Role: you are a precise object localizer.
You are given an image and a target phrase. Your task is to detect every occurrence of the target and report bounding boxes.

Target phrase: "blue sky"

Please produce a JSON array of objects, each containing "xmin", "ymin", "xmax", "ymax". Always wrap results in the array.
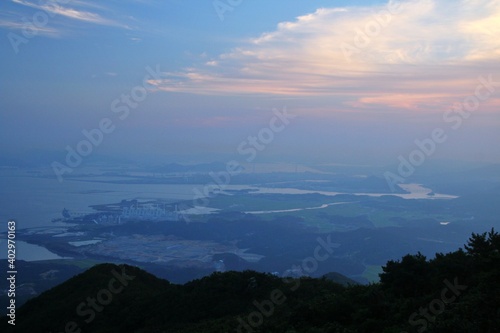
[{"xmin": 1, "ymin": 0, "xmax": 499, "ymax": 167}]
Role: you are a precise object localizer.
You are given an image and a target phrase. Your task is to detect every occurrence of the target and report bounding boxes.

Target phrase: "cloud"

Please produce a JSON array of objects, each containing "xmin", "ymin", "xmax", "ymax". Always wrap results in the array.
[
  {"xmin": 150, "ymin": 0, "xmax": 500, "ymax": 113},
  {"xmin": 0, "ymin": 18, "xmax": 61, "ymax": 37},
  {"xmin": 11, "ymin": 0, "xmax": 130, "ymax": 29}
]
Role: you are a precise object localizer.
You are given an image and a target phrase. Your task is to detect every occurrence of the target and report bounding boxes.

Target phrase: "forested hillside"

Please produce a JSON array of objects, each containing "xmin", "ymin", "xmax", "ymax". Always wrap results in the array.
[{"xmin": 2, "ymin": 230, "xmax": 499, "ymax": 333}]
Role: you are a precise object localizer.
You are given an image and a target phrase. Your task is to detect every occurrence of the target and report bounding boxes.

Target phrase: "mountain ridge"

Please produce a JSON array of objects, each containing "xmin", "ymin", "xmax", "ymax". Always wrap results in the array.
[{"xmin": 2, "ymin": 229, "xmax": 499, "ymax": 332}]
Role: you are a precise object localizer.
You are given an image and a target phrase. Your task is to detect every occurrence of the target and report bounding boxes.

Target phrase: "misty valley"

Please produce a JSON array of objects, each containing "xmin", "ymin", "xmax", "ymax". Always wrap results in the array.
[{"xmin": 1, "ymin": 161, "xmax": 499, "ymax": 310}]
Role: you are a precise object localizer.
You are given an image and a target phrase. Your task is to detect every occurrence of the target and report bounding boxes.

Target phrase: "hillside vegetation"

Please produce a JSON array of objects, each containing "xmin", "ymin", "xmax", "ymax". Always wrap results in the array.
[{"xmin": 2, "ymin": 229, "xmax": 499, "ymax": 333}]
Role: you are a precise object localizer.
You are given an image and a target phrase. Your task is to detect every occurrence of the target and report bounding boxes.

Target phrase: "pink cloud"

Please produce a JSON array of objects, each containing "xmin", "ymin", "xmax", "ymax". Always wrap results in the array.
[{"xmin": 149, "ymin": 0, "xmax": 500, "ymax": 114}]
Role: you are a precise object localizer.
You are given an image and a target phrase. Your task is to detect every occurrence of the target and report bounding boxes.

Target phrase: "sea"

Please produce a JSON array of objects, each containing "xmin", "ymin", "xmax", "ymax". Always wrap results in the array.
[{"xmin": 0, "ymin": 172, "xmax": 456, "ymax": 261}]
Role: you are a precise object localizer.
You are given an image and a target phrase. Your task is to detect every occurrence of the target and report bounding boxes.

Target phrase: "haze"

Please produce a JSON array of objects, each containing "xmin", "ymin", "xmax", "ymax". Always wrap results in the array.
[{"xmin": 1, "ymin": 0, "xmax": 499, "ymax": 169}]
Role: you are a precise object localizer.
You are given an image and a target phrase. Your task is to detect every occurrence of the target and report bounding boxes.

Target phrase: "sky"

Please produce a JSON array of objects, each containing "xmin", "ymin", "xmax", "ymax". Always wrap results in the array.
[{"xmin": 1, "ymin": 0, "xmax": 499, "ymax": 168}]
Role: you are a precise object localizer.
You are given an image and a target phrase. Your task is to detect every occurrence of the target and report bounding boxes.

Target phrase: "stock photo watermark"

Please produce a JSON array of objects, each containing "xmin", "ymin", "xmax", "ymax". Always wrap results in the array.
[
  {"xmin": 7, "ymin": 0, "xmax": 72, "ymax": 54},
  {"xmin": 404, "ymin": 277, "xmax": 467, "ymax": 333},
  {"xmin": 51, "ymin": 65, "xmax": 164, "ymax": 182},
  {"xmin": 213, "ymin": 0, "xmax": 243, "ymax": 21},
  {"xmin": 234, "ymin": 234, "xmax": 338, "ymax": 332},
  {"xmin": 340, "ymin": 0, "xmax": 404, "ymax": 63},
  {"xmin": 190, "ymin": 106, "xmax": 296, "ymax": 211},
  {"xmin": 5, "ymin": 220, "xmax": 17, "ymax": 326},
  {"xmin": 385, "ymin": 74, "xmax": 500, "ymax": 192},
  {"xmin": 50, "ymin": 266, "xmax": 135, "ymax": 333}
]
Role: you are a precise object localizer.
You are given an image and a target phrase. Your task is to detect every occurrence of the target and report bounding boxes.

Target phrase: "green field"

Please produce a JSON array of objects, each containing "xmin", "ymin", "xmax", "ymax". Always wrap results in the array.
[
  {"xmin": 201, "ymin": 192, "xmax": 457, "ymax": 231},
  {"xmin": 361, "ymin": 265, "xmax": 384, "ymax": 283}
]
